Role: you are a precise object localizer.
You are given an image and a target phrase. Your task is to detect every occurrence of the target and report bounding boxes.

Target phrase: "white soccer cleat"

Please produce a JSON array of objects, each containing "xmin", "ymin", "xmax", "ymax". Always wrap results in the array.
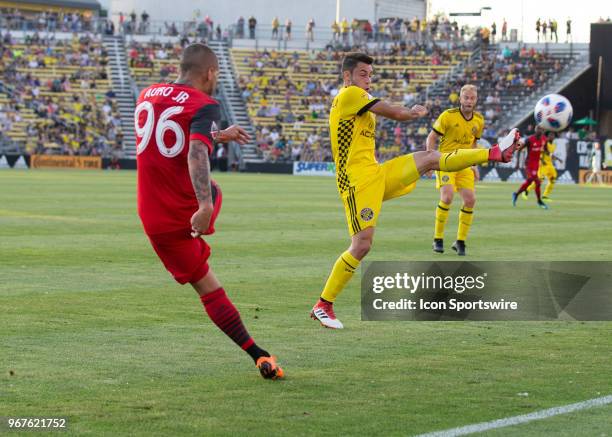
[
  {"xmin": 310, "ymin": 300, "xmax": 344, "ymax": 329},
  {"xmin": 499, "ymin": 128, "xmax": 520, "ymax": 153},
  {"xmin": 489, "ymin": 128, "xmax": 521, "ymax": 163}
]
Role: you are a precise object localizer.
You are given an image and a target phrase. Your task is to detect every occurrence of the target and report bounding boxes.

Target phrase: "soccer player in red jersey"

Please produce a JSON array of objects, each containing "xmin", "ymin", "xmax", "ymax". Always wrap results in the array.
[
  {"xmin": 135, "ymin": 43, "xmax": 283, "ymax": 379},
  {"xmin": 512, "ymin": 126, "xmax": 549, "ymax": 209}
]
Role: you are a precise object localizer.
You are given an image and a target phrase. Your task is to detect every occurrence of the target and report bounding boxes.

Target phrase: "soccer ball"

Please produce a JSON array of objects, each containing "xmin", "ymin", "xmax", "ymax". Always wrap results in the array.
[{"xmin": 534, "ymin": 94, "xmax": 573, "ymax": 132}]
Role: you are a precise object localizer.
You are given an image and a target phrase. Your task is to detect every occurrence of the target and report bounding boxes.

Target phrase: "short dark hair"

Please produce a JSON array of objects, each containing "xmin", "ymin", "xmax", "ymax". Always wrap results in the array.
[
  {"xmin": 341, "ymin": 52, "xmax": 374, "ymax": 73},
  {"xmin": 180, "ymin": 43, "xmax": 218, "ymax": 74}
]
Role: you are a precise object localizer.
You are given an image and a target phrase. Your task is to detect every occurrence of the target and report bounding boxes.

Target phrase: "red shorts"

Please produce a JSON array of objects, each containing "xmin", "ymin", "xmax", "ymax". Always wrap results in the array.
[
  {"xmin": 147, "ymin": 229, "xmax": 211, "ymax": 284},
  {"xmin": 526, "ymin": 167, "xmax": 539, "ymax": 179}
]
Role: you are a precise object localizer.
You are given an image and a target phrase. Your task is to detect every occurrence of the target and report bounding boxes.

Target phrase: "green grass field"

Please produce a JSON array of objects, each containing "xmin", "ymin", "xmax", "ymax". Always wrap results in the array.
[{"xmin": 1, "ymin": 169, "xmax": 611, "ymax": 436}]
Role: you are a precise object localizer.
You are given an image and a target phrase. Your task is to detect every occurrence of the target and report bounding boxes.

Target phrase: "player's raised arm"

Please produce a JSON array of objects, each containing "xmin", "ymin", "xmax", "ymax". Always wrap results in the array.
[
  {"xmin": 338, "ymin": 53, "xmax": 428, "ymax": 122},
  {"xmin": 215, "ymin": 124, "xmax": 251, "ymax": 145},
  {"xmin": 426, "ymin": 129, "xmax": 441, "ymax": 151},
  {"xmin": 188, "ymin": 139, "xmax": 213, "ymax": 237},
  {"xmin": 369, "ymin": 100, "xmax": 428, "ymax": 122},
  {"xmin": 427, "ymin": 109, "xmax": 447, "ymax": 151}
]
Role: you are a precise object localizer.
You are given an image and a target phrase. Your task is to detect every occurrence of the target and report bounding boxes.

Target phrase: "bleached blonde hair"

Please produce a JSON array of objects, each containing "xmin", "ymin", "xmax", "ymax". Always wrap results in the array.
[{"xmin": 460, "ymin": 84, "xmax": 478, "ymax": 95}]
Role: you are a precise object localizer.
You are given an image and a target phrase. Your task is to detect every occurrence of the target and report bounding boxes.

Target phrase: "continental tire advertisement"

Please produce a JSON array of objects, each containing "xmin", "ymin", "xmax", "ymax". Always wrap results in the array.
[{"xmin": 30, "ymin": 155, "xmax": 102, "ymax": 169}]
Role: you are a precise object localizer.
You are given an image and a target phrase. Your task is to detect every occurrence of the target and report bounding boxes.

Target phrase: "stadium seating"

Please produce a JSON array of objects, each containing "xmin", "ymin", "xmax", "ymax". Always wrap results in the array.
[
  {"xmin": 0, "ymin": 33, "xmax": 121, "ymax": 155},
  {"xmin": 231, "ymin": 43, "xmax": 580, "ymax": 163},
  {"xmin": 428, "ymin": 46, "xmax": 577, "ymax": 134},
  {"xmin": 0, "ymin": 20, "xmax": 580, "ymax": 163},
  {"xmin": 126, "ymin": 39, "xmax": 181, "ymax": 89},
  {"xmin": 376, "ymin": 47, "xmax": 578, "ymax": 157},
  {"xmin": 231, "ymin": 46, "xmax": 471, "ymax": 162}
]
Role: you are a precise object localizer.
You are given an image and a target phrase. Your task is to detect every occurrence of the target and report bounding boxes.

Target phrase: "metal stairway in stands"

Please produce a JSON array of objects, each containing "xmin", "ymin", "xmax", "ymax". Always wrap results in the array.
[
  {"xmin": 103, "ymin": 35, "xmax": 137, "ymax": 158},
  {"xmin": 208, "ymin": 40, "xmax": 259, "ymax": 164},
  {"xmin": 501, "ymin": 47, "xmax": 591, "ymax": 129}
]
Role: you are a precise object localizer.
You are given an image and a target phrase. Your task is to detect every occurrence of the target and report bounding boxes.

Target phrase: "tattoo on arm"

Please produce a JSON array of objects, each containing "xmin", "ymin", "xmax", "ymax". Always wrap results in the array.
[{"xmin": 188, "ymin": 140, "xmax": 212, "ymax": 206}]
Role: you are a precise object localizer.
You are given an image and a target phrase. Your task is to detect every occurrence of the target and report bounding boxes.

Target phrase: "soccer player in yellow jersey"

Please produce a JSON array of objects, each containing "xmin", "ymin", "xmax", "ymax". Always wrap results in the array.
[
  {"xmin": 428, "ymin": 85, "xmax": 483, "ymax": 256},
  {"xmin": 525, "ymin": 132, "xmax": 562, "ymax": 201},
  {"xmin": 310, "ymin": 53, "xmax": 521, "ymax": 329}
]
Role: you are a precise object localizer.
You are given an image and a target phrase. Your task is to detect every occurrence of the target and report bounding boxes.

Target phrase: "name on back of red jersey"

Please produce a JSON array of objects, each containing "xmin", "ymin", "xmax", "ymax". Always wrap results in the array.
[{"xmin": 143, "ymin": 86, "xmax": 190, "ymax": 104}]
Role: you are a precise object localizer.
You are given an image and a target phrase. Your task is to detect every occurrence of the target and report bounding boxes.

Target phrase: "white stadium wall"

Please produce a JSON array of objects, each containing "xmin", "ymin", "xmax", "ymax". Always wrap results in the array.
[
  {"xmin": 375, "ymin": 0, "xmax": 426, "ymax": 21},
  {"xmin": 108, "ymin": 0, "xmax": 426, "ymax": 28}
]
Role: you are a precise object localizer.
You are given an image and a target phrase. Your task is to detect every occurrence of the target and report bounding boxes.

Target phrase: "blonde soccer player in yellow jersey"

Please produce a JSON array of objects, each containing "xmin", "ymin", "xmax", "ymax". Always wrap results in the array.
[
  {"xmin": 310, "ymin": 53, "xmax": 522, "ymax": 329},
  {"xmin": 428, "ymin": 85, "xmax": 484, "ymax": 256},
  {"xmin": 525, "ymin": 132, "xmax": 563, "ymax": 201}
]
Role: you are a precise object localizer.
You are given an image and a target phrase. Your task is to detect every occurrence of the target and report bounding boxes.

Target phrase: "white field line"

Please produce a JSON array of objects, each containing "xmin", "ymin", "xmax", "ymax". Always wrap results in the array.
[{"xmin": 415, "ymin": 394, "xmax": 612, "ymax": 437}]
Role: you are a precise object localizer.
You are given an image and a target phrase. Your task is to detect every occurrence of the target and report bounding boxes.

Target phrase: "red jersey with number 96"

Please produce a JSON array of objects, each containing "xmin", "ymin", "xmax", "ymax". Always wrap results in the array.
[{"xmin": 135, "ymin": 83, "xmax": 220, "ymax": 235}]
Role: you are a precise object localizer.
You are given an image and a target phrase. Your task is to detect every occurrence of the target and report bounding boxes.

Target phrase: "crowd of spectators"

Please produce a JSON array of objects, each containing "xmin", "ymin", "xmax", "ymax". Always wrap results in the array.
[
  {"xmin": 236, "ymin": 41, "xmax": 577, "ymax": 163},
  {"xmin": 0, "ymin": 31, "xmax": 123, "ymax": 156},
  {"xmin": 0, "ymin": 8, "xmax": 587, "ymax": 162},
  {"xmin": 435, "ymin": 46, "xmax": 566, "ymax": 129},
  {"xmin": 128, "ymin": 39, "xmax": 181, "ymax": 71},
  {"xmin": 378, "ymin": 46, "xmax": 574, "ymax": 159},
  {"xmin": 114, "ymin": 10, "xmax": 225, "ymax": 41},
  {"xmin": 330, "ymin": 15, "xmax": 470, "ymax": 45},
  {"xmin": 125, "ymin": 39, "xmax": 191, "ymax": 89},
  {"xmin": 232, "ymin": 13, "xmax": 473, "ymax": 45},
  {"xmin": 0, "ymin": 8, "xmax": 97, "ymax": 33},
  {"xmin": 234, "ymin": 41, "xmax": 471, "ymax": 162}
]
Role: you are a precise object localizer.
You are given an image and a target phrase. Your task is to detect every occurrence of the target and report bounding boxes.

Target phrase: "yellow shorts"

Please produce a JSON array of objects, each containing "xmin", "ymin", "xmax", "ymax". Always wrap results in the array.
[
  {"xmin": 435, "ymin": 167, "xmax": 475, "ymax": 192},
  {"xmin": 342, "ymin": 154, "xmax": 419, "ymax": 236},
  {"xmin": 539, "ymin": 164, "xmax": 557, "ymax": 180}
]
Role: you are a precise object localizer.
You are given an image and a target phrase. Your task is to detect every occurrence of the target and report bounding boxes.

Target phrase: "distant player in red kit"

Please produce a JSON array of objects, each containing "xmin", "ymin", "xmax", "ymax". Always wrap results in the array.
[
  {"xmin": 512, "ymin": 126, "xmax": 549, "ymax": 209},
  {"xmin": 135, "ymin": 43, "xmax": 284, "ymax": 379}
]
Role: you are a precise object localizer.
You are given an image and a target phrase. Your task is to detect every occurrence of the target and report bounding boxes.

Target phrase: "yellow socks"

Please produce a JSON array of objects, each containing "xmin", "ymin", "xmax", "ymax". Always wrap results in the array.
[
  {"xmin": 434, "ymin": 201, "xmax": 450, "ymax": 239},
  {"xmin": 543, "ymin": 178, "xmax": 555, "ymax": 197},
  {"xmin": 439, "ymin": 149, "xmax": 489, "ymax": 172},
  {"xmin": 321, "ymin": 250, "xmax": 360, "ymax": 302},
  {"xmin": 457, "ymin": 206, "xmax": 474, "ymax": 241},
  {"xmin": 529, "ymin": 178, "xmax": 554, "ymax": 196}
]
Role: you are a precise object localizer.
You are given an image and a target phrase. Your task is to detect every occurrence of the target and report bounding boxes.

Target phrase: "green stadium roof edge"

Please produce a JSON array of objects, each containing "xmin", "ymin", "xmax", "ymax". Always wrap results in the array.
[{"xmin": 2, "ymin": 0, "xmax": 101, "ymax": 11}]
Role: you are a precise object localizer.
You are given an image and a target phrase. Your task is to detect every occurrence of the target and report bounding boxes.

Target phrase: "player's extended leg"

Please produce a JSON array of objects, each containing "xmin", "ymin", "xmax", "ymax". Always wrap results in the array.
[
  {"xmin": 524, "ymin": 180, "xmax": 534, "ymax": 199},
  {"xmin": 313, "ymin": 227, "xmax": 374, "ymax": 329},
  {"xmin": 533, "ymin": 178, "xmax": 548, "ymax": 209},
  {"xmin": 514, "ymin": 172, "xmax": 535, "ymax": 206},
  {"xmin": 454, "ymin": 187, "xmax": 475, "ymax": 256},
  {"xmin": 522, "ymin": 186, "xmax": 531, "ymax": 200},
  {"xmin": 543, "ymin": 168, "xmax": 557, "ymax": 199},
  {"xmin": 312, "ymin": 180, "xmax": 384, "ymax": 329},
  {"xmin": 525, "ymin": 168, "xmax": 541, "ymax": 198},
  {"xmin": 193, "ymin": 270, "xmax": 284, "ymax": 379},
  {"xmin": 433, "ymin": 182, "xmax": 453, "ymax": 253},
  {"xmin": 412, "ymin": 128, "xmax": 521, "ymax": 175},
  {"xmin": 542, "ymin": 176, "xmax": 552, "ymax": 198}
]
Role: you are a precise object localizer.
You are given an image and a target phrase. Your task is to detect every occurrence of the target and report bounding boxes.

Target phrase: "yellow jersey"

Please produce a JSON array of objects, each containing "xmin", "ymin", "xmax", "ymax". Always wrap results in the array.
[
  {"xmin": 330, "ymin": 85, "xmax": 380, "ymax": 194},
  {"xmin": 432, "ymin": 108, "xmax": 484, "ymax": 153},
  {"xmin": 541, "ymin": 142, "xmax": 556, "ymax": 166}
]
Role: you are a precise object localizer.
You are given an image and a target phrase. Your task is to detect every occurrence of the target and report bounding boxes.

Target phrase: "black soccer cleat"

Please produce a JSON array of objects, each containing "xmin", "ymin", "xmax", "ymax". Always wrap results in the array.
[
  {"xmin": 432, "ymin": 238, "xmax": 444, "ymax": 253},
  {"xmin": 451, "ymin": 240, "xmax": 466, "ymax": 256}
]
